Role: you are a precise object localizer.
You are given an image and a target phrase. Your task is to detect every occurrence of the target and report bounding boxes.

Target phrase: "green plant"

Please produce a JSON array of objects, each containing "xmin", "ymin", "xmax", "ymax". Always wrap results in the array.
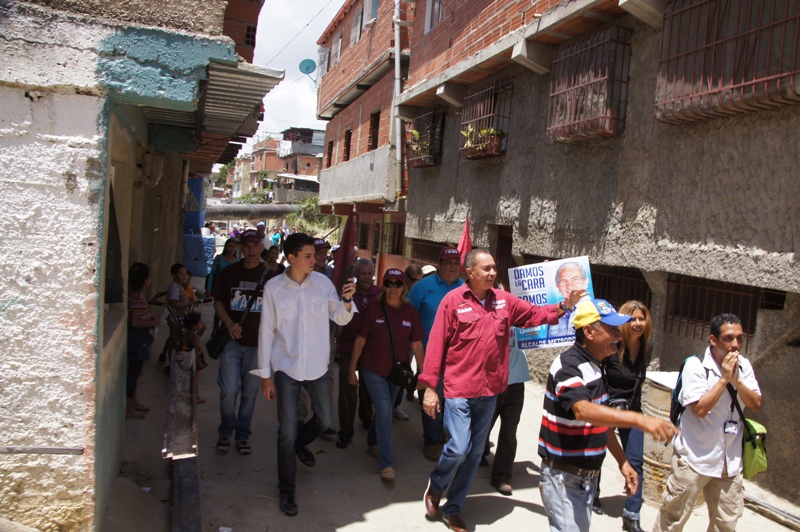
[
  {"xmin": 286, "ymin": 196, "xmax": 338, "ymax": 235},
  {"xmin": 460, "ymin": 124, "xmax": 475, "ymax": 148},
  {"xmin": 409, "ymin": 129, "xmax": 431, "ymax": 154},
  {"xmin": 479, "ymin": 127, "xmax": 507, "ymax": 138}
]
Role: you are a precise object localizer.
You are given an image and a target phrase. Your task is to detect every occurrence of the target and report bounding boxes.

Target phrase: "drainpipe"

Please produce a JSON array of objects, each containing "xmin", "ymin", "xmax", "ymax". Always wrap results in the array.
[{"xmin": 392, "ymin": 0, "xmax": 404, "ymax": 202}]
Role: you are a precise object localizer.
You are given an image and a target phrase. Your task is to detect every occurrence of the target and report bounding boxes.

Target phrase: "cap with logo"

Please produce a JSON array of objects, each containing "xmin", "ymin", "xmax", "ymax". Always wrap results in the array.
[
  {"xmin": 572, "ymin": 299, "xmax": 632, "ymax": 329},
  {"xmin": 439, "ymin": 247, "xmax": 461, "ymax": 261},
  {"xmin": 240, "ymin": 229, "xmax": 261, "ymax": 243},
  {"xmin": 314, "ymin": 238, "xmax": 331, "ymax": 251}
]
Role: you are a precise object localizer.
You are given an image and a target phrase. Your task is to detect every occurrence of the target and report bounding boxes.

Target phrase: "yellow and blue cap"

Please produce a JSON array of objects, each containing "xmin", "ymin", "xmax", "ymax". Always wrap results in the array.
[{"xmin": 572, "ymin": 299, "xmax": 631, "ymax": 329}]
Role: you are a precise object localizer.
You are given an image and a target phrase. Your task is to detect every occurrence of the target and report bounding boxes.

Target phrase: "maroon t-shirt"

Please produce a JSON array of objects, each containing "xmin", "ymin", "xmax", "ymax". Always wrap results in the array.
[
  {"xmin": 358, "ymin": 301, "xmax": 424, "ymax": 377},
  {"xmin": 338, "ymin": 285, "xmax": 382, "ymax": 354},
  {"xmin": 211, "ymin": 261, "xmax": 273, "ymax": 347}
]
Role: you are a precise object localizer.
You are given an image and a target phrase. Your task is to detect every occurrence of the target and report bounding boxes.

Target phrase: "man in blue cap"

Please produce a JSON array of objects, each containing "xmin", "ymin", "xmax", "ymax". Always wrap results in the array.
[{"xmin": 538, "ymin": 299, "xmax": 679, "ymax": 532}]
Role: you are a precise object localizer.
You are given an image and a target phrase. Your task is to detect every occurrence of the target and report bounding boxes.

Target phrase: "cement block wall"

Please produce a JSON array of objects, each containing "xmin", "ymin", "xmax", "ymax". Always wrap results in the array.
[
  {"xmin": 405, "ymin": 22, "xmax": 800, "ymax": 500},
  {"xmin": 319, "ymin": 144, "xmax": 397, "ymax": 204}
]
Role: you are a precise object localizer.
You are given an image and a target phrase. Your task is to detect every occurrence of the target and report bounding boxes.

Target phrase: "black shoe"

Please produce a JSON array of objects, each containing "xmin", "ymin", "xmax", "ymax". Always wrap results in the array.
[
  {"xmin": 321, "ymin": 428, "xmax": 336, "ymax": 439},
  {"xmin": 623, "ymin": 516, "xmax": 643, "ymax": 532},
  {"xmin": 279, "ymin": 490, "xmax": 297, "ymax": 517},
  {"xmin": 335, "ymin": 436, "xmax": 351, "ymax": 449},
  {"xmin": 216, "ymin": 436, "xmax": 231, "ymax": 452},
  {"xmin": 591, "ymin": 498, "xmax": 605, "ymax": 516},
  {"xmin": 296, "ymin": 446, "xmax": 316, "ymax": 467}
]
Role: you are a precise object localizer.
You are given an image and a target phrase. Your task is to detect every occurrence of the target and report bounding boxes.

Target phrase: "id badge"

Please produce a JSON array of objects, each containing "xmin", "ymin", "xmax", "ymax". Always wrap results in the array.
[{"xmin": 724, "ymin": 420, "xmax": 738, "ymax": 434}]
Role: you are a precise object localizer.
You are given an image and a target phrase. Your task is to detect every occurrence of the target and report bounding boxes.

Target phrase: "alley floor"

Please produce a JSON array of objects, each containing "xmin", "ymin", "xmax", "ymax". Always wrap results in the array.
[{"xmin": 108, "ymin": 277, "xmax": 794, "ymax": 532}]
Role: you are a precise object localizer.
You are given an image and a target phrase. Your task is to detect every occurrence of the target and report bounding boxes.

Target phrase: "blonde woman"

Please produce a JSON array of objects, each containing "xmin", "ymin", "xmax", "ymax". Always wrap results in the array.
[{"xmin": 595, "ymin": 300, "xmax": 652, "ymax": 532}]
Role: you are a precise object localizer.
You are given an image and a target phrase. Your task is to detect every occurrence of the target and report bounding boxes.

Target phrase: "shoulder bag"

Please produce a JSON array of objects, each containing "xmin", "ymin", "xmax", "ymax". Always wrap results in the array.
[
  {"xmin": 381, "ymin": 302, "xmax": 417, "ymax": 392},
  {"xmin": 206, "ymin": 267, "xmax": 271, "ymax": 360},
  {"xmin": 726, "ymin": 383, "xmax": 767, "ymax": 479}
]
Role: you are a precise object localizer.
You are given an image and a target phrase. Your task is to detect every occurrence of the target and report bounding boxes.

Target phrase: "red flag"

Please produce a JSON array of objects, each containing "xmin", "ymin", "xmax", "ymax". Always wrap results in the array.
[
  {"xmin": 457, "ymin": 215, "xmax": 471, "ymax": 270},
  {"xmin": 332, "ymin": 208, "xmax": 356, "ymax": 293}
]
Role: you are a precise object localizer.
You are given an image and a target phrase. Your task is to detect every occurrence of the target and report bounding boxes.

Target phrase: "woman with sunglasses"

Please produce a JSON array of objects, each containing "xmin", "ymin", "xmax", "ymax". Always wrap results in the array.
[
  {"xmin": 593, "ymin": 300, "xmax": 652, "ymax": 532},
  {"xmin": 348, "ymin": 268, "xmax": 425, "ymax": 481}
]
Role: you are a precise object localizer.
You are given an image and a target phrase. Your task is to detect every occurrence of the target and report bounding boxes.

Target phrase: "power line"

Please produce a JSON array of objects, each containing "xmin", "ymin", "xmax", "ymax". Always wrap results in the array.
[{"xmin": 264, "ymin": 0, "xmax": 338, "ymax": 68}]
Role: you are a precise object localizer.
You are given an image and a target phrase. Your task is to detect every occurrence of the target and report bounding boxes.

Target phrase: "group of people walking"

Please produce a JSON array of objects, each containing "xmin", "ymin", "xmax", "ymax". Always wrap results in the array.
[{"xmin": 129, "ymin": 227, "xmax": 763, "ymax": 532}]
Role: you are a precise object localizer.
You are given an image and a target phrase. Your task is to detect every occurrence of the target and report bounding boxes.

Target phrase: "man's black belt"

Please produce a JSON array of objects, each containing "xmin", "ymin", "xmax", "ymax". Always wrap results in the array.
[{"xmin": 542, "ymin": 459, "xmax": 600, "ymax": 479}]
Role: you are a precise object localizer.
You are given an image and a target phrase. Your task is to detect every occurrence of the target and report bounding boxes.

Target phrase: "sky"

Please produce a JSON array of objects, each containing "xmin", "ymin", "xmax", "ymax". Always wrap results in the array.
[{"xmin": 239, "ymin": 0, "xmax": 347, "ymax": 154}]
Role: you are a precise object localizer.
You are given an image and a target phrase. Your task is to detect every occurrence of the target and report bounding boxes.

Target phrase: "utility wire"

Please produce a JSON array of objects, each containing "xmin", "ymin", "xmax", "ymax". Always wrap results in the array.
[{"xmin": 264, "ymin": 0, "xmax": 337, "ymax": 68}]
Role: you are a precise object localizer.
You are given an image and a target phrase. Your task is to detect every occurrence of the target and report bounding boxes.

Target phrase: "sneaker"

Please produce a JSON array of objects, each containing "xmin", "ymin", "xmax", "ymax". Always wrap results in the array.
[
  {"xmin": 592, "ymin": 497, "xmax": 605, "ymax": 515},
  {"xmin": 236, "ymin": 440, "xmax": 252, "ymax": 455},
  {"xmin": 216, "ymin": 436, "xmax": 231, "ymax": 452},
  {"xmin": 392, "ymin": 406, "xmax": 409, "ymax": 421},
  {"xmin": 296, "ymin": 446, "xmax": 316, "ymax": 467},
  {"xmin": 380, "ymin": 466, "xmax": 396, "ymax": 481},
  {"xmin": 279, "ymin": 490, "xmax": 298, "ymax": 517}
]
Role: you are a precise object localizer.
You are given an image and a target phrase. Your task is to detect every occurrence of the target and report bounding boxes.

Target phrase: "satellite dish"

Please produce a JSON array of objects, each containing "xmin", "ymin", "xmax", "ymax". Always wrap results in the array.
[{"xmin": 299, "ymin": 59, "xmax": 317, "ymax": 74}]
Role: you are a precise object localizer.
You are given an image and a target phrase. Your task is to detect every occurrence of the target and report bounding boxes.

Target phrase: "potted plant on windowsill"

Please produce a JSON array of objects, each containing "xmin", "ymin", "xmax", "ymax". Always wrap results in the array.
[
  {"xmin": 409, "ymin": 129, "xmax": 438, "ymax": 167},
  {"xmin": 460, "ymin": 124, "xmax": 478, "ymax": 158},
  {"xmin": 479, "ymin": 127, "xmax": 506, "ymax": 155}
]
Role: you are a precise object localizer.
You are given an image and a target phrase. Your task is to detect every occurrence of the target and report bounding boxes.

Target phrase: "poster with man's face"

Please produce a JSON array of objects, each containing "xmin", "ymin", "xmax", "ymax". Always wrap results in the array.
[{"xmin": 508, "ymin": 256, "xmax": 594, "ymax": 349}]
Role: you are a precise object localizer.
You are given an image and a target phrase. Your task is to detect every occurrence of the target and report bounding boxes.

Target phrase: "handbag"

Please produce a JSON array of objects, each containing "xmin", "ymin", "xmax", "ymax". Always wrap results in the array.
[
  {"xmin": 726, "ymin": 384, "xmax": 767, "ymax": 479},
  {"xmin": 381, "ymin": 302, "xmax": 417, "ymax": 392},
  {"xmin": 206, "ymin": 266, "xmax": 272, "ymax": 360}
]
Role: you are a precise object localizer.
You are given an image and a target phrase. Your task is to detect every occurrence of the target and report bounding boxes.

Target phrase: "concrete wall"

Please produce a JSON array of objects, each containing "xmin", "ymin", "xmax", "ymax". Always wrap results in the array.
[
  {"xmin": 319, "ymin": 144, "xmax": 397, "ymax": 204},
  {"xmin": 406, "ymin": 22, "xmax": 800, "ymax": 500}
]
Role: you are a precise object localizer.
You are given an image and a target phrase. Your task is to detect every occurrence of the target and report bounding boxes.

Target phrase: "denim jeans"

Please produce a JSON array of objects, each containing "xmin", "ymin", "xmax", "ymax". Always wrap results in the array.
[
  {"xmin": 619, "ymin": 427, "xmax": 644, "ymax": 520},
  {"xmin": 429, "ymin": 396, "xmax": 496, "ymax": 516},
  {"xmin": 216, "ymin": 340, "xmax": 260, "ymax": 441},
  {"xmin": 421, "ymin": 375, "xmax": 445, "ymax": 446},
  {"xmin": 362, "ymin": 368, "xmax": 400, "ymax": 469},
  {"xmin": 539, "ymin": 463, "xmax": 597, "ymax": 532},
  {"xmin": 273, "ymin": 370, "xmax": 332, "ymax": 492}
]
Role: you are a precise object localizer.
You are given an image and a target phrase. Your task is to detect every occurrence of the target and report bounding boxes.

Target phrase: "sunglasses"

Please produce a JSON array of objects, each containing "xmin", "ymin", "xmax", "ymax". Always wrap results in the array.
[{"xmin": 383, "ymin": 280, "xmax": 404, "ymax": 288}]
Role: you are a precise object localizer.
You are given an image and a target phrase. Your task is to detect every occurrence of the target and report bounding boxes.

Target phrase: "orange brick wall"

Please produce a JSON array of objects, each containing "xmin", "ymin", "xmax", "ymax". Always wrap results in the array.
[
  {"xmin": 296, "ymin": 154, "xmax": 322, "ymax": 176},
  {"xmin": 323, "ymin": 73, "xmax": 395, "ymax": 167},
  {"xmin": 406, "ymin": 0, "xmax": 561, "ymax": 88},
  {"xmin": 223, "ymin": 0, "xmax": 261, "ymax": 63},
  {"xmin": 317, "ymin": 0, "xmax": 413, "ymax": 115},
  {"xmin": 252, "ymin": 139, "xmax": 281, "ymax": 173}
]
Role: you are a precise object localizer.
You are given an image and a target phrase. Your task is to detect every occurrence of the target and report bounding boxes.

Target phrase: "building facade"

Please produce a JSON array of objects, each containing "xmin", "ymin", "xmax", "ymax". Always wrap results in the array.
[
  {"xmin": 0, "ymin": 0, "xmax": 281, "ymax": 528},
  {"xmin": 316, "ymin": 0, "xmax": 414, "ymax": 275},
  {"xmin": 397, "ymin": 0, "xmax": 800, "ymax": 502}
]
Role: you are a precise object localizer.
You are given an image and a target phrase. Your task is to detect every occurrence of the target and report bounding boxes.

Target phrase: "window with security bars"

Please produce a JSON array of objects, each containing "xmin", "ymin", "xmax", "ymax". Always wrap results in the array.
[
  {"xmin": 590, "ymin": 264, "xmax": 652, "ymax": 310},
  {"xmin": 343, "ymin": 129, "xmax": 352, "ymax": 161},
  {"xmin": 547, "ymin": 27, "xmax": 632, "ymax": 143},
  {"xmin": 326, "ymin": 140, "xmax": 334, "ymax": 168},
  {"xmin": 245, "ymin": 26, "xmax": 257, "ymax": 47},
  {"xmin": 410, "ymin": 238, "xmax": 449, "ymax": 264},
  {"xmin": 382, "ymin": 223, "xmax": 405, "ymax": 255},
  {"xmin": 460, "ymin": 78, "xmax": 513, "ymax": 159},
  {"xmin": 368, "ymin": 111, "xmax": 380, "ymax": 151},
  {"xmin": 656, "ymin": 0, "xmax": 800, "ymax": 124},
  {"xmin": 663, "ymin": 273, "xmax": 786, "ymax": 352},
  {"xmin": 408, "ymin": 105, "xmax": 447, "ymax": 168},
  {"xmin": 355, "ymin": 222, "xmax": 370, "ymax": 250}
]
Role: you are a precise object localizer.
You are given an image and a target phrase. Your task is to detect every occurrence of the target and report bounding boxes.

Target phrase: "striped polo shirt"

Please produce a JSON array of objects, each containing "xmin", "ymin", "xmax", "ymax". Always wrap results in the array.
[{"xmin": 538, "ymin": 342, "xmax": 609, "ymax": 470}]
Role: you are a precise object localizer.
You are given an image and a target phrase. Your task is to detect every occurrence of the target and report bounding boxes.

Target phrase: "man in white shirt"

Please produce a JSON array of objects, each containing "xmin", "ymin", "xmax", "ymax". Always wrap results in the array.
[
  {"xmin": 653, "ymin": 314, "xmax": 762, "ymax": 532},
  {"xmin": 252, "ymin": 232, "xmax": 356, "ymax": 517}
]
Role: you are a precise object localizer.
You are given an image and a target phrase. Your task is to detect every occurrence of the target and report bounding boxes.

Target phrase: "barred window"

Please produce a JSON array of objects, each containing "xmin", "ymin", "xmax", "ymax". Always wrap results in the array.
[
  {"xmin": 382, "ymin": 223, "xmax": 405, "ymax": 255},
  {"xmin": 410, "ymin": 238, "xmax": 449, "ymax": 264},
  {"xmin": 326, "ymin": 140, "xmax": 334, "ymax": 168},
  {"xmin": 590, "ymin": 264, "xmax": 652, "ymax": 310},
  {"xmin": 343, "ymin": 129, "xmax": 352, "ymax": 162},
  {"xmin": 547, "ymin": 27, "xmax": 632, "ymax": 143},
  {"xmin": 355, "ymin": 222, "xmax": 370, "ymax": 250},
  {"xmin": 244, "ymin": 26, "xmax": 257, "ymax": 47},
  {"xmin": 656, "ymin": 0, "xmax": 800, "ymax": 124},
  {"xmin": 368, "ymin": 111, "xmax": 380, "ymax": 150},
  {"xmin": 408, "ymin": 105, "xmax": 447, "ymax": 168},
  {"xmin": 460, "ymin": 78, "xmax": 512, "ymax": 160}
]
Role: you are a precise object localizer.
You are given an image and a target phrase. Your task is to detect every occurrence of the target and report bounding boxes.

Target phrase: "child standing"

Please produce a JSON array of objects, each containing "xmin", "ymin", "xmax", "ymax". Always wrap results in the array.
[{"xmin": 127, "ymin": 263, "xmax": 160, "ymax": 419}]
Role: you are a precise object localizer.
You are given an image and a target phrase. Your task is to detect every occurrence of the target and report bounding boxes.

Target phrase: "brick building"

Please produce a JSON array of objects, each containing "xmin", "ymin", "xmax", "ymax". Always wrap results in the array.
[
  {"xmin": 251, "ymin": 128, "xmax": 324, "ymax": 200},
  {"xmin": 396, "ymin": 0, "xmax": 800, "ymax": 503},
  {"xmin": 316, "ymin": 0, "xmax": 414, "ymax": 276}
]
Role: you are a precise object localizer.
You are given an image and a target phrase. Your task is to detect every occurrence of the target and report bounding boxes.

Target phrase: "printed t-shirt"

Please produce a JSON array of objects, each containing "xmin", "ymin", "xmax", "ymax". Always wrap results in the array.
[{"xmin": 211, "ymin": 261, "xmax": 271, "ymax": 347}]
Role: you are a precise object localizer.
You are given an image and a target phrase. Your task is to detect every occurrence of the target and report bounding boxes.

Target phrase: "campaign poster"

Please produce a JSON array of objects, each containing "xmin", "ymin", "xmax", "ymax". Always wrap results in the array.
[{"xmin": 508, "ymin": 256, "xmax": 594, "ymax": 349}]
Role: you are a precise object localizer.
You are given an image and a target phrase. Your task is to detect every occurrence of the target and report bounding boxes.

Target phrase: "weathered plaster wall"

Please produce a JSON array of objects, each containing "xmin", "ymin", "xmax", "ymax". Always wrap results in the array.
[
  {"xmin": 319, "ymin": 144, "xmax": 397, "ymax": 204},
  {"xmin": 406, "ymin": 22, "xmax": 800, "ymax": 500},
  {"xmin": 23, "ymin": 0, "xmax": 228, "ymax": 34},
  {"xmin": 0, "ymin": 86, "xmax": 104, "ymax": 531}
]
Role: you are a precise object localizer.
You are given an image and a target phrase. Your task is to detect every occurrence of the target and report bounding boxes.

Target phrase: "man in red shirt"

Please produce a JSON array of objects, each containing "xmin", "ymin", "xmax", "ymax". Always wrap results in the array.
[{"xmin": 420, "ymin": 249, "xmax": 584, "ymax": 532}]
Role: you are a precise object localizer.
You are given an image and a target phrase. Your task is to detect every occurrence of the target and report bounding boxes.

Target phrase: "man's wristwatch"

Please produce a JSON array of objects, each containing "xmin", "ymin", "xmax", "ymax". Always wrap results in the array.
[
  {"xmin": 558, "ymin": 301, "xmax": 568, "ymax": 313},
  {"xmin": 342, "ymin": 297, "xmax": 352, "ymax": 303}
]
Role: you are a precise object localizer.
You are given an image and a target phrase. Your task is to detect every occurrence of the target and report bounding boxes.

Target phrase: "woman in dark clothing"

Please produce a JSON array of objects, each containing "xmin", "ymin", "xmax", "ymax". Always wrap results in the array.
[
  {"xmin": 348, "ymin": 268, "xmax": 424, "ymax": 481},
  {"xmin": 594, "ymin": 300, "xmax": 652, "ymax": 532}
]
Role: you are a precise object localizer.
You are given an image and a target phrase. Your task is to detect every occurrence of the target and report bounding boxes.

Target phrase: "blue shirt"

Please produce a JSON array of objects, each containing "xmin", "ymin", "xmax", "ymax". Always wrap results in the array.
[
  {"xmin": 407, "ymin": 272, "xmax": 464, "ymax": 346},
  {"xmin": 508, "ymin": 327, "xmax": 532, "ymax": 385}
]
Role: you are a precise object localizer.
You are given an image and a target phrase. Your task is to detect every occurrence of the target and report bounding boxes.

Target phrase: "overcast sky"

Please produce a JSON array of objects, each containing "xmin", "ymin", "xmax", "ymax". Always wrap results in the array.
[{"xmin": 240, "ymin": 0, "xmax": 346, "ymax": 153}]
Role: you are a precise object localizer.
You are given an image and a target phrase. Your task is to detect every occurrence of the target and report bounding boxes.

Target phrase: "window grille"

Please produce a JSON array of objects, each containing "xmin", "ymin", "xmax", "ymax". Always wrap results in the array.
[
  {"xmin": 244, "ymin": 26, "xmax": 257, "ymax": 47},
  {"xmin": 408, "ymin": 105, "xmax": 447, "ymax": 168},
  {"xmin": 656, "ymin": 0, "xmax": 800, "ymax": 124},
  {"xmin": 382, "ymin": 223, "xmax": 405, "ymax": 255},
  {"xmin": 410, "ymin": 238, "xmax": 449, "ymax": 264},
  {"xmin": 368, "ymin": 111, "xmax": 380, "ymax": 150},
  {"xmin": 355, "ymin": 222, "xmax": 370, "ymax": 250},
  {"xmin": 664, "ymin": 273, "xmax": 770, "ymax": 352},
  {"xmin": 547, "ymin": 27, "xmax": 632, "ymax": 143},
  {"xmin": 372, "ymin": 220, "xmax": 381, "ymax": 257},
  {"xmin": 343, "ymin": 129, "xmax": 352, "ymax": 161},
  {"xmin": 590, "ymin": 264, "xmax": 652, "ymax": 310},
  {"xmin": 460, "ymin": 78, "xmax": 513, "ymax": 159},
  {"xmin": 326, "ymin": 140, "xmax": 334, "ymax": 168}
]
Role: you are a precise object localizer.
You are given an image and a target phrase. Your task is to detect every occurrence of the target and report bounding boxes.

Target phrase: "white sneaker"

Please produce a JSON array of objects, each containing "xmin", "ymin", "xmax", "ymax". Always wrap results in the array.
[
  {"xmin": 380, "ymin": 466, "xmax": 396, "ymax": 481},
  {"xmin": 393, "ymin": 406, "xmax": 409, "ymax": 421}
]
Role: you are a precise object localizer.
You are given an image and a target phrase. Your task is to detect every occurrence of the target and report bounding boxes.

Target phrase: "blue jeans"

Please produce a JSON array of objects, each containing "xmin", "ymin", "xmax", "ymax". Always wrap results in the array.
[
  {"xmin": 619, "ymin": 427, "xmax": 644, "ymax": 520},
  {"xmin": 273, "ymin": 370, "xmax": 332, "ymax": 492},
  {"xmin": 216, "ymin": 340, "xmax": 260, "ymax": 441},
  {"xmin": 539, "ymin": 463, "xmax": 597, "ymax": 532},
  {"xmin": 422, "ymin": 376, "xmax": 445, "ymax": 446},
  {"xmin": 362, "ymin": 368, "xmax": 400, "ymax": 469},
  {"xmin": 429, "ymin": 396, "xmax": 496, "ymax": 516}
]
